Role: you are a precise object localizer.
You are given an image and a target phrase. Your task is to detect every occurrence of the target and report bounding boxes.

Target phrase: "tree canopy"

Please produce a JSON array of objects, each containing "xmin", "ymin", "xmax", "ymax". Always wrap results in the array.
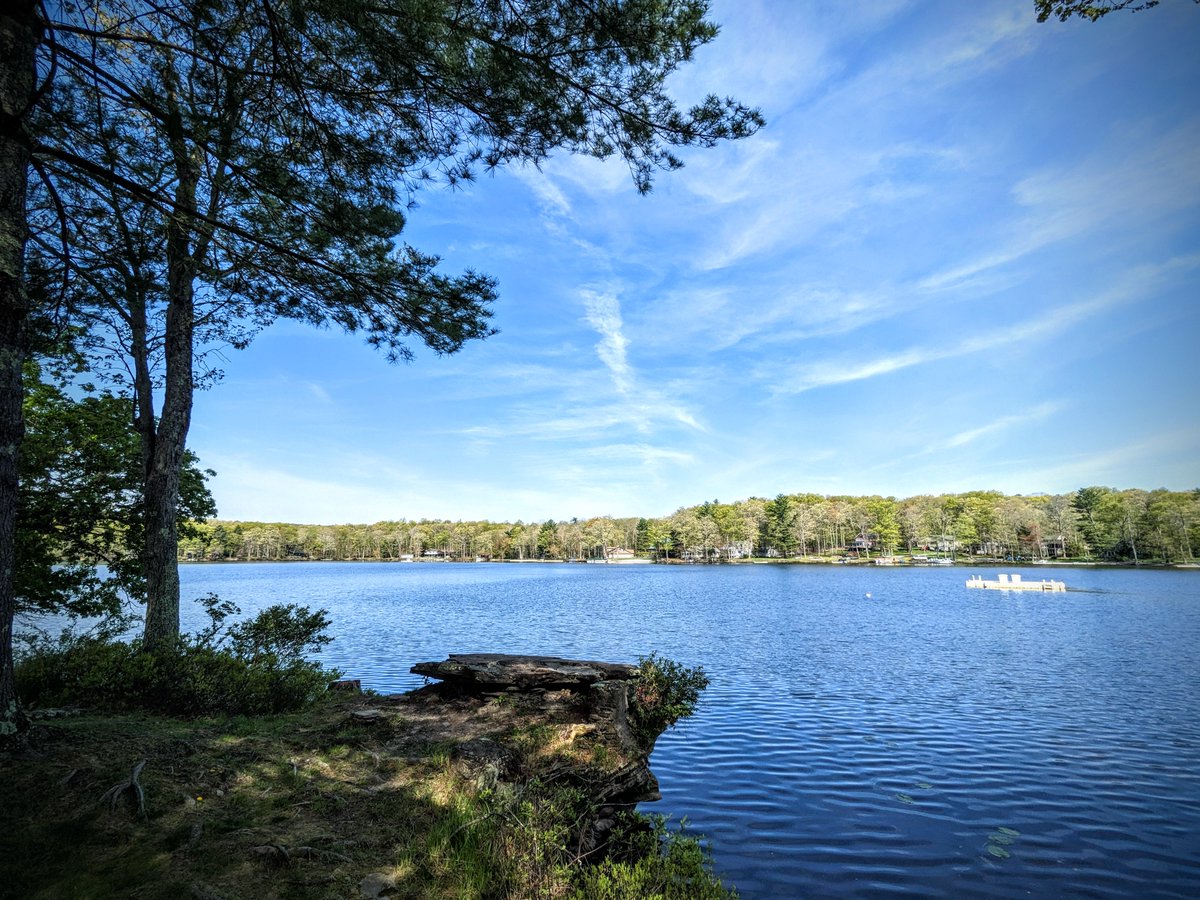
[
  {"xmin": 0, "ymin": 0, "xmax": 761, "ymax": 731},
  {"xmin": 18, "ymin": 360, "xmax": 214, "ymax": 619},
  {"xmin": 1035, "ymin": 0, "xmax": 1199, "ymax": 22},
  {"xmin": 21, "ymin": 0, "xmax": 762, "ymax": 652}
]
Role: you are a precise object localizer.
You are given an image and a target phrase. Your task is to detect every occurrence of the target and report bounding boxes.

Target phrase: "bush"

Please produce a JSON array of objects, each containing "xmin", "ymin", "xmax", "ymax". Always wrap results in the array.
[
  {"xmin": 469, "ymin": 778, "xmax": 734, "ymax": 899},
  {"xmin": 572, "ymin": 815, "xmax": 736, "ymax": 899},
  {"xmin": 15, "ymin": 597, "xmax": 339, "ymax": 716},
  {"xmin": 629, "ymin": 653, "xmax": 709, "ymax": 744}
]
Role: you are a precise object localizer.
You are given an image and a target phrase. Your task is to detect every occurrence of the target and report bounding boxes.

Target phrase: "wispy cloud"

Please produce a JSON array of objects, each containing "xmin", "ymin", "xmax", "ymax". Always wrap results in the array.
[
  {"xmin": 965, "ymin": 425, "xmax": 1200, "ymax": 495},
  {"xmin": 931, "ymin": 401, "xmax": 1064, "ymax": 451},
  {"xmin": 563, "ymin": 288, "xmax": 706, "ymax": 438},
  {"xmin": 511, "ymin": 163, "xmax": 572, "ymax": 217},
  {"xmin": 304, "ymin": 382, "xmax": 333, "ymax": 404},
  {"xmin": 582, "ymin": 289, "xmax": 633, "ymax": 395},
  {"xmin": 762, "ymin": 255, "xmax": 1199, "ymax": 394},
  {"xmin": 919, "ymin": 119, "xmax": 1200, "ymax": 293},
  {"xmin": 581, "ymin": 443, "xmax": 696, "ymax": 467}
]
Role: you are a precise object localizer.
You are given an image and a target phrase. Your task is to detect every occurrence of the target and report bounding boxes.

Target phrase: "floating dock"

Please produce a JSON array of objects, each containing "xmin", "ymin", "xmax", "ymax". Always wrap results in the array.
[{"xmin": 965, "ymin": 573, "xmax": 1066, "ymax": 592}]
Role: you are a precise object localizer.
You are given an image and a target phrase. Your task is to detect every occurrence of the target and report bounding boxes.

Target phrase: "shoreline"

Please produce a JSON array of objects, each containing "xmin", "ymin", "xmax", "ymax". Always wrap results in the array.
[
  {"xmin": 177, "ymin": 556, "xmax": 1198, "ymax": 570},
  {"xmin": 1, "ymin": 656, "xmax": 730, "ymax": 898}
]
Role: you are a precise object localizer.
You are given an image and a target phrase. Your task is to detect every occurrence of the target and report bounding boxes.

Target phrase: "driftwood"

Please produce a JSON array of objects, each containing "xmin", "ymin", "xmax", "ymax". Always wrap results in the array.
[{"xmin": 99, "ymin": 759, "xmax": 147, "ymax": 818}]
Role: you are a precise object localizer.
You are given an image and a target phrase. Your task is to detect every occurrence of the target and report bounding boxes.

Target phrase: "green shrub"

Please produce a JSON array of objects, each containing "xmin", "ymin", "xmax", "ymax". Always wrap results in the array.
[
  {"xmin": 15, "ymin": 597, "xmax": 339, "ymax": 716},
  {"xmin": 573, "ymin": 816, "xmax": 736, "ymax": 899},
  {"xmin": 629, "ymin": 653, "xmax": 709, "ymax": 744},
  {"xmin": 470, "ymin": 778, "xmax": 734, "ymax": 899}
]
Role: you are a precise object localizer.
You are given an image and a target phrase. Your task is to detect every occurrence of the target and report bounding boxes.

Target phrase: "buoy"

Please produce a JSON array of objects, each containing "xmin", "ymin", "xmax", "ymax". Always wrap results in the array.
[{"xmin": 865, "ymin": 592, "xmax": 872, "ymax": 599}]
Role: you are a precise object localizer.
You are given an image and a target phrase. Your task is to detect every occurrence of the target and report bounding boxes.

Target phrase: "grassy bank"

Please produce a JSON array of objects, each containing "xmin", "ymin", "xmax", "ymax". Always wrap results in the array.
[{"xmin": 0, "ymin": 692, "xmax": 733, "ymax": 899}]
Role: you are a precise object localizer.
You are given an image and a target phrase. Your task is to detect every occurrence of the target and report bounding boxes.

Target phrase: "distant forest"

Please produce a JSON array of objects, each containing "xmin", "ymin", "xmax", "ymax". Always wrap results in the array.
[{"xmin": 182, "ymin": 487, "xmax": 1198, "ymax": 565}]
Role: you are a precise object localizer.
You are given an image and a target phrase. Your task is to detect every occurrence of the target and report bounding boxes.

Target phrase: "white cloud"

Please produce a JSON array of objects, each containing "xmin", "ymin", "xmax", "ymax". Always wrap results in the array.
[
  {"xmin": 581, "ymin": 443, "xmax": 696, "ymax": 467},
  {"xmin": 196, "ymin": 1, "xmax": 1200, "ymax": 522},
  {"xmin": 582, "ymin": 289, "xmax": 633, "ymax": 395},
  {"xmin": 919, "ymin": 119, "xmax": 1200, "ymax": 293},
  {"xmin": 933, "ymin": 402, "xmax": 1065, "ymax": 451},
  {"xmin": 763, "ymin": 255, "xmax": 1198, "ymax": 394},
  {"xmin": 304, "ymin": 382, "xmax": 333, "ymax": 404},
  {"xmin": 964, "ymin": 426, "xmax": 1200, "ymax": 495},
  {"xmin": 511, "ymin": 163, "xmax": 572, "ymax": 217}
]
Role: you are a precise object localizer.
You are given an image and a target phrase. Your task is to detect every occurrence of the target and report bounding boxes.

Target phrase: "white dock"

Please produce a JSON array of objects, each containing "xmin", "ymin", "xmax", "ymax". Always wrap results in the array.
[{"xmin": 965, "ymin": 573, "xmax": 1066, "ymax": 592}]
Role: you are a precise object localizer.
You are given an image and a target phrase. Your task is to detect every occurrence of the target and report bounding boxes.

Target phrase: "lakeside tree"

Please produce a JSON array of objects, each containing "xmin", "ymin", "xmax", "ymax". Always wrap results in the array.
[
  {"xmin": 0, "ymin": 0, "xmax": 764, "ymax": 737},
  {"xmin": 0, "ymin": 0, "xmax": 39, "ymax": 737},
  {"xmin": 1072, "ymin": 486, "xmax": 1110, "ymax": 558},
  {"xmin": 866, "ymin": 497, "xmax": 901, "ymax": 556},
  {"xmin": 764, "ymin": 493, "xmax": 796, "ymax": 557}
]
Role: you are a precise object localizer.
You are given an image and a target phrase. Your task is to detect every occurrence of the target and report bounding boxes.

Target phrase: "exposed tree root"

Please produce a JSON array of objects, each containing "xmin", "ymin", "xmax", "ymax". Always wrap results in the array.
[{"xmin": 99, "ymin": 759, "xmax": 147, "ymax": 818}]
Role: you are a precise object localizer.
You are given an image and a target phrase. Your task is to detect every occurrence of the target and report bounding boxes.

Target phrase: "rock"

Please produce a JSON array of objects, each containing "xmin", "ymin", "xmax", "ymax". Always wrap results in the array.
[
  {"xmin": 454, "ymin": 738, "xmax": 515, "ymax": 791},
  {"xmin": 588, "ymin": 679, "xmax": 636, "ymax": 752},
  {"xmin": 249, "ymin": 844, "xmax": 290, "ymax": 867},
  {"xmin": 350, "ymin": 708, "xmax": 386, "ymax": 723},
  {"xmin": 405, "ymin": 652, "xmax": 676, "ymax": 865},
  {"xmin": 408, "ymin": 654, "xmax": 649, "ymax": 755},
  {"xmin": 593, "ymin": 760, "xmax": 661, "ymax": 805},
  {"xmin": 454, "ymin": 737, "xmax": 514, "ymax": 770},
  {"xmin": 412, "ymin": 652, "xmax": 672, "ymax": 864},
  {"xmin": 329, "ymin": 678, "xmax": 362, "ymax": 692},
  {"xmin": 359, "ymin": 872, "xmax": 395, "ymax": 898},
  {"xmin": 411, "ymin": 653, "xmax": 636, "ymax": 691}
]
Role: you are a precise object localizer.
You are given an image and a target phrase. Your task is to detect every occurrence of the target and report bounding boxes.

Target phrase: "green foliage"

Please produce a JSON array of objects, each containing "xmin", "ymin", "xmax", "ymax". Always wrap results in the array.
[
  {"xmin": 866, "ymin": 497, "xmax": 901, "ymax": 555},
  {"xmin": 464, "ymin": 776, "xmax": 733, "ymax": 900},
  {"xmin": 17, "ymin": 361, "xmax": 215, "ymax": 618},
  {"xmin": 574, "ymin": 815, "xmax": 737, "ymax": 900},
  {"xmin": 764, "ymin": 493, "xmax": 797, "ymax": 557},
  {"xmin": 15, "ymin": 598, "xmax": 337, "ymax": 716},
  {"xmin": 191, "ymin": 484, "xmax": 1200, "ymax": 565},
  {"xmin": 226, "ymin": 603, "xmax": 333, "ymax": 664},
  {"xmin": 538, "ymin": 519, "xmax": 562, "ymax": 559},
  {"xmin": 630, "ymin": 653, "xmax": 709, "ymax": 744},
  {"xmin": 1035, "ymin": 0, "xmax": 1196, "ymax": 23}
]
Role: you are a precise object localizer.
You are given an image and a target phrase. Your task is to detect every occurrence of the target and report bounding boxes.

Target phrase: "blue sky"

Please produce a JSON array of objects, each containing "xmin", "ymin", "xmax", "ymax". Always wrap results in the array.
[{"xmin": 190, "ymin": 0, "xmax": 1200, "ymax": 525}]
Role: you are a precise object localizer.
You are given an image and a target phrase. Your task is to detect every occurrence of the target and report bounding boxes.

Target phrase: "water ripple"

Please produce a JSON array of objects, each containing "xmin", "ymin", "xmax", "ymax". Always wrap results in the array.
[{"xmin": 177, "ymin": 562, "xmax": 1200, "ymax": 899}]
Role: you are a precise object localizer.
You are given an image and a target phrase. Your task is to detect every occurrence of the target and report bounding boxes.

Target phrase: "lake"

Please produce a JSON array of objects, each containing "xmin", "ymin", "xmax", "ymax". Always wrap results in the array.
[{"xmin": 179, "ymin": 562, "xmax": 1200, "ymax": 898}]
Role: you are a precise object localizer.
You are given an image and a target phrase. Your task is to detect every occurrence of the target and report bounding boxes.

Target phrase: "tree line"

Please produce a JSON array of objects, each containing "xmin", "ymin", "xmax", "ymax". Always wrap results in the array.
[{"xmin": 184, "ymin": 487, "xmax": 1199, "ymax": 565}]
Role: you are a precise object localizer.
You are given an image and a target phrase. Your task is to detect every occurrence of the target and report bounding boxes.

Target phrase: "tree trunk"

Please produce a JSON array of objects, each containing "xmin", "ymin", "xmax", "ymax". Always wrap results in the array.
[
  {"xmin": 142, "ymin": 75, "xmax": 197, "ymax": 653},
  {"xmin": 0, "ymin": 1, "xmax": 37, "ymax": 738},
  {"xmin": 141, "ymin": 213, "xmax": 195, "ymax": 652}
]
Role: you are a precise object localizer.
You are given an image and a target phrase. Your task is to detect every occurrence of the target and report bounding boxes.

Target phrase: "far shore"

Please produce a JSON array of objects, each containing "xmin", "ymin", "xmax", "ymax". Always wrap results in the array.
[{"xmin": 178, "ymin": 556, "xmax": 1197, "ymax": 569}]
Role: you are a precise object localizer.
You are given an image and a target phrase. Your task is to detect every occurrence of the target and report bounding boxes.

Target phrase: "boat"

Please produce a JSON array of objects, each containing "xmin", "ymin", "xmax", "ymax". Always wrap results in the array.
[{"xmin": 965, "ymin": 573, "xmax": 1066, "ymax": 592}]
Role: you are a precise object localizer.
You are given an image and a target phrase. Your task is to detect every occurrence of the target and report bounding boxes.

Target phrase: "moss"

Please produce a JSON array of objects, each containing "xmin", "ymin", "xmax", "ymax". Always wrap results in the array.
[{"xmin": 0, "ymin": 700, "xmax": 18, "ymax": 736}]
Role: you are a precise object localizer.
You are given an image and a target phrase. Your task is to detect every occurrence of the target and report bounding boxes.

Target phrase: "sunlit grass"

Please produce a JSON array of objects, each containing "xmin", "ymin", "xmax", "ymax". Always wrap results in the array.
[{"xmin": 1, "ymin": 693, "xmax": 733, "ymax": 899}]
